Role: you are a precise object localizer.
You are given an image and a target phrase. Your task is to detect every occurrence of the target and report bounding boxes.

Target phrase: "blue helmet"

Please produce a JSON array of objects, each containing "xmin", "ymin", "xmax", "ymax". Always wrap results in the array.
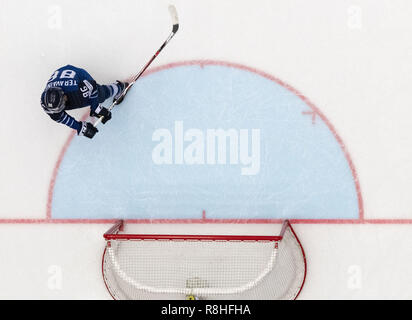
[{"xmin": 41, "ymin": 87, "xmax": 65, "ymax": 113}]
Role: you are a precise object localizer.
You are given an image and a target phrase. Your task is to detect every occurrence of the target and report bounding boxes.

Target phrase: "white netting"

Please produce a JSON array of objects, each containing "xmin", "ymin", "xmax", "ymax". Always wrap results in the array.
[{"xmin": 102, "ymin": 223, "xmax": 306, "ymax": 300}]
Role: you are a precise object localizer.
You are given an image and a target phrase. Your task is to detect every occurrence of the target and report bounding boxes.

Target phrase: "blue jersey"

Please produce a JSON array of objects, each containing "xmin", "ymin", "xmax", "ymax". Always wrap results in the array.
[{"xmin": 41, "ymin": 65, "xmax": 101, "ymax": 132}]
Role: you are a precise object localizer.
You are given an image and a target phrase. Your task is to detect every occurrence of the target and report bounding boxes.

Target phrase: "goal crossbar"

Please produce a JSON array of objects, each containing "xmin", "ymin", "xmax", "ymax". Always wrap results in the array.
[{"xmin": 104, "ymin": 220, "xmax": 285, "ymax": 242}]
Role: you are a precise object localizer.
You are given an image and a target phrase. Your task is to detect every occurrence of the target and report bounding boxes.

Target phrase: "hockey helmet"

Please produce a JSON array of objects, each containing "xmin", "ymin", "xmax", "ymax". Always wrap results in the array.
[{"xmin": 41, "ymin": 87, "xmax": 65, "ymax": 113}]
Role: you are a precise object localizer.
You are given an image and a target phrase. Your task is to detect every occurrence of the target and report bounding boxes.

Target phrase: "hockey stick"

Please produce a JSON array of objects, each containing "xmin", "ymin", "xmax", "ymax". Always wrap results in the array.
[{"xmin": 94, "ymin": 5, "xmax": 179, "ymax": 127}]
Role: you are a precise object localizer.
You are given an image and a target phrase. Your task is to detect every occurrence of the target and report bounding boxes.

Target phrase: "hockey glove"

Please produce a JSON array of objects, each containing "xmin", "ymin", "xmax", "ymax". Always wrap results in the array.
[
  {"xmin": 91, "ymin": 104, "xmax": 112, "ymax": 124},
  {"xmin": 78, "ymin": 121, "xmax": 98, "ymax": 139}
]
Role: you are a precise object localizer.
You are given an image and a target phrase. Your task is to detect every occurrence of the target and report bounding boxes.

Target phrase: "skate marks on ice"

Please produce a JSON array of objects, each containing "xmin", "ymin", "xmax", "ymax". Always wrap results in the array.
[{"xmin": 49, "ymin": 61, "xmax": 361, "ymax": 221}]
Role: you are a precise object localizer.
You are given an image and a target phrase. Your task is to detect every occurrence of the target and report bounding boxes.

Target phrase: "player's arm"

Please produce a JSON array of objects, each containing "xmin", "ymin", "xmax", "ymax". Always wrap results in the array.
[
  {"xmin": 48, "ymin": 111, "xmax": 98, "ymax": 139},
  {"xmin": 88, "ymin": 85, "xmax": 112, "ymax": 124},
  {"xmin": 77, "ymin": 73, "xmax": 112, "ymax": 124}
]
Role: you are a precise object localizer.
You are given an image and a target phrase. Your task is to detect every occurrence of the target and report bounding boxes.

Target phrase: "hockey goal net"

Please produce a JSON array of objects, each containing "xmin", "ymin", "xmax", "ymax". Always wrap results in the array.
[{"xmin": 102, "ymin": 220, "xmax": 306, "ymax": 300}]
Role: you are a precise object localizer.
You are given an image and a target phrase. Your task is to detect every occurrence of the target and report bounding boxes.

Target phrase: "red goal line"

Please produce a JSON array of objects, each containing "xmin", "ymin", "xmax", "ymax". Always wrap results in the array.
[{"xmin": 0, "ymin": 217, "xmax": 411, "ymax": 224}]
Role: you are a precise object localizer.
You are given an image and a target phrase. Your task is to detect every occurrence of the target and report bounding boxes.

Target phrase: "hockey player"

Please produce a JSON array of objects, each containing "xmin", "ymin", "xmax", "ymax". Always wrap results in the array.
[{"xmin": 40, "ymin": 65, "xmax": 129, "ymax": 139}]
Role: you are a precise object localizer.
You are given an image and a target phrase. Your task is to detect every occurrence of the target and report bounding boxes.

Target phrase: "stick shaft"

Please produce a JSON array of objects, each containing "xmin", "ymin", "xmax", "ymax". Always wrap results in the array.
[{"xmin": 94, "ymin": 30, "xmax": 177, "ymax": 127}]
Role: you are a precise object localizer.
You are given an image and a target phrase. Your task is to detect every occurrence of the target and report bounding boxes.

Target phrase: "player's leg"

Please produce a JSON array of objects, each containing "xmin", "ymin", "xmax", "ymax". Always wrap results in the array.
[{"xmin": 97, "ymin": 81, "xmax": 128, "ymax": 105}]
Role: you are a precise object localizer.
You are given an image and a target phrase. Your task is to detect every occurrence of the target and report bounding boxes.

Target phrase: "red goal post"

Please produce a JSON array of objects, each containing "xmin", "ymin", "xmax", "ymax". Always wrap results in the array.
[{"xmin": 102, "ymin": 220, "xmax": 306, "ymax": 300}]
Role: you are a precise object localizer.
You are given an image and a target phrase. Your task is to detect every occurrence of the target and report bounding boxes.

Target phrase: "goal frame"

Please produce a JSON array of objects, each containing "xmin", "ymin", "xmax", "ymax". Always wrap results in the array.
[{"xmin": 102, "ymin": 220, "xmax": 307, "ymax": 300}]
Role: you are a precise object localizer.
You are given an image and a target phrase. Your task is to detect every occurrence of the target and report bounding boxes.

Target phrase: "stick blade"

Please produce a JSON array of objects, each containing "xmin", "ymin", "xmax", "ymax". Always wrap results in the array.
[{"xmin": 168, "ymin": 4, "xmax": 179, "ymax": 32}]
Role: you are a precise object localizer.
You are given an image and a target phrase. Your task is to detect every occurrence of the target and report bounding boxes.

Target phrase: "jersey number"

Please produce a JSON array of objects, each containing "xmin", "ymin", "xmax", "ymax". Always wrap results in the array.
[
  {"xmin": 80, "ymin": 80, "xmax": 94, "ymax": 98},
  {"xmin": 48, "ymin": 69, "xmax": 76, "ymax": 82}
]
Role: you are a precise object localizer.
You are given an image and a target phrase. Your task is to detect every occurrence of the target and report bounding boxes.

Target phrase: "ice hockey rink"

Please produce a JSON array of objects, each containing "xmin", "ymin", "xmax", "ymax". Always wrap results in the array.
[{"xmin": 1, "ymin": 0, "xmax": 412, "ymax": 299}]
